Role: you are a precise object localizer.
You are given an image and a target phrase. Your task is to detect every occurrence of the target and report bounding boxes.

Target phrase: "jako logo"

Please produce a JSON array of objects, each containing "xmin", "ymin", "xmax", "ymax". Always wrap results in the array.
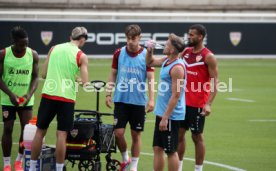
[
  {"xmin": 8, "ymin": 68, "xmax": 29, "ymax": 75},
  {"xmin": 16, "ymin": 69, "xmax": 30, "ymax": 75}
]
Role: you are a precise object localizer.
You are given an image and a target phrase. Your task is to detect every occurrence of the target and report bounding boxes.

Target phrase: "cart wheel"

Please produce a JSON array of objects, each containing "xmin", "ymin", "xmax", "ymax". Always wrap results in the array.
[
  {"xmin": 78, "ymin": 160, "xmax": 94, "ymax": 171},
  {"xmin": 106, "ymin": 159, "xmax": 121, "ymax": 171}
]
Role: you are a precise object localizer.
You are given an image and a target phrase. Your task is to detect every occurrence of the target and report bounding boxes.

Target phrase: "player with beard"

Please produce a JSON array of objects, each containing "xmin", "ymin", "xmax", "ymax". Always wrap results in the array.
[
  {"xmin": 178, "ymin": 24, "xmax": 219, "ymax": 171},
  {"xmin": 146, "ymin": 33, "xmax": 186, "ymax": 171}
]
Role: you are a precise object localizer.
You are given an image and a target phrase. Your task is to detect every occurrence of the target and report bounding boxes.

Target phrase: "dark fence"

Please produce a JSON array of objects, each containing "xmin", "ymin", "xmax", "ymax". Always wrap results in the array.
[{"xmin": 1, "ymin": 20, "xmax": 275, "ymax": 56}]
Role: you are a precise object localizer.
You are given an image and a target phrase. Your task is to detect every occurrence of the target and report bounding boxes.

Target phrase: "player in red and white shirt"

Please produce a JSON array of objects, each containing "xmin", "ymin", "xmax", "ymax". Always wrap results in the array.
[{"xmin": 178, "ymin": 24, "xmax": 219, "ymax": 171}]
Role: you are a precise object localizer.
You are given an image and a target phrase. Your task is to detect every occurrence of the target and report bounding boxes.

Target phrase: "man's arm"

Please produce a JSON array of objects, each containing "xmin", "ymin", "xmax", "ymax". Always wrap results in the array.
[
  {"xmin": 105, "ymin": 68, "xmax": 117, "ymax": 108},
  {"xmin": 41, "ymin": 47, "xmax": 54, "ymax": 79},
  {"xmin": 23, "ymin": 50, "xmax": 39, "ymax": 106},
  {"xmin": 79, "ymin": 53, "xmax": 89, "ymax": 86},
  {"xmin": 146, "ymin": 46, "xmax": 166, "ymax": 67},
  {"xmin": 146, "ymin": 71, "xmax": 155, "ymax": 113},
  {"xmin": 105, "ymin": 49, "xmax": 120, "ymax": 108},
  {"xmin": 0, "ymin": 49, "xmax": 18, "ymax": 106},
  {"xmin": 159, "ymin": 65, "xmax": 185, "ymax": 131},
  {"xmin": 202, "ymin": 53, "xmax": 219, "ymax": 116}
]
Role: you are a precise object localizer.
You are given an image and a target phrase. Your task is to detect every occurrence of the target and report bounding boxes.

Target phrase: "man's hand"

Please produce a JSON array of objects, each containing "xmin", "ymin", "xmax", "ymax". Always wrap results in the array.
[
  {"xmin": 76, "ymin": 76, "xmax": 82, "ymax": 84},
  {"xmin": 146, "ymin": 100, "xmax": 154, "ymax": 113},
  {"xmin": 22, "ymin": 93, "xmax": 31, "ymax": 107},
  {"xmin": 9, "ymin": 93, "xmax": 19, "ymax": 106},
  {"xmin": 105, "ymin": 95, "xmax": 112, "ymax": 109},
  {"xmin": 201, "ymin": 103, "xmax": 211, "ymax": 116},
  {"xmin": 159, "ymin": 117, "xmax": 168, "ymax": 131},
  {"xmin": 146, "ymin": 40, "xmax": 156, "ymax": 54}
]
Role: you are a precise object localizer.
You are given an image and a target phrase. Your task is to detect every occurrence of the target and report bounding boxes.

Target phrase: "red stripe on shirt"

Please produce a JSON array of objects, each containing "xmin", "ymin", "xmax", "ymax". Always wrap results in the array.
[
  {"xmin": 47, "ymin": 46, "xmax": 55, "ymax": 60},
  {"xmin": 76, "ymin": 50, "xmax": 83, "ymax": 67},
  {"xmin": 112, "ymin": 47, "xmax": 154, "ymax": 72},
  {"xmin": 1, "ymin": 48, "xmax": 6, "ymax": 59},
  {"xmin": 112, "ymin": 48, "xmax": 121, "ymax": 69},
  {"xmin": 42, "ymin": 94, "xmax": 75, "ymax": 103},
  {"xmin": 146, "ymin": 65, "xmax": 154, "ymax": 72}
]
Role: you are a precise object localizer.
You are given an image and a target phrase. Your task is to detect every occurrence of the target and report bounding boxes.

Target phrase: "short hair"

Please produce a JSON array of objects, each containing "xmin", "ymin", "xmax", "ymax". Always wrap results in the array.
[
  {"xmin": 169, "ymin": 33, "xmax": 185, "ymax": 53},
  {"xmin": 11, "ymin": 26, "xmax": 28, "ymax": 41},
  {"xmin": 189, "ymin": 24, "xmax": 207, "ymax": 38},
  {"xmin": 71, "ymin": 26, "xmax": 88, "ymax": 40},
  {"xmin": 125, "ymin": 24, "xmax": 141, "ymax": 37}
]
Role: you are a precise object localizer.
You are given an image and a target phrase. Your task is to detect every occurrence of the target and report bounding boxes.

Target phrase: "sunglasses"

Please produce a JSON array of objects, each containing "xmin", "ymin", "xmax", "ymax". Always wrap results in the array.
[
  {"xmin": 80, "ymin": 34, "xmax": 88, "ymax": 40},
  {"xmin": 171, "ymin": 39, "xmax": 185, "ymax": 52},
  {"xmin": 73, "ymin": 34, "xmax": 88, "ymax": 40}
]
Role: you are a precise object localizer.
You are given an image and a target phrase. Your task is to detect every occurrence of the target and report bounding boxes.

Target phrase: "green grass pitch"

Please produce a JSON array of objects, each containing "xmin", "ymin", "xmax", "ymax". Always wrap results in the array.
[{"xmin": 1, "ymin": 58, "xmax": 276, "ymax": 171}]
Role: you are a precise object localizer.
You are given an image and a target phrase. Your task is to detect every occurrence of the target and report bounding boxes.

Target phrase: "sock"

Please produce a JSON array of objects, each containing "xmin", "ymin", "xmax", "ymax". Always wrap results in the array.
[
  {"xmin": 29, "ymin": 160, "xmax": 37, "ymax": 171},
  {"xmin": 16, "ymin": 153, "xmax": 23, "ymax": 162},
  {"xmin": 130, "ymin": 157, "xmax": 139, "ymax": 171},
  {"xmin": 178, "ymin": 160, "xmax": 183, "ymax": 171},
  {"xmin": 195, "ymin": 165, "xmax": 203, "ymax": 171},
  {"xmin": 56, "ymin": 163, "xmax": 64, "ymax": 171},
  {"xmin": 121, "ymin": 151, "xmax": 129, "ymax": 162},
  {"xmin": 3, "ymin": 157, "xmax": 11, "ymax": 166}
]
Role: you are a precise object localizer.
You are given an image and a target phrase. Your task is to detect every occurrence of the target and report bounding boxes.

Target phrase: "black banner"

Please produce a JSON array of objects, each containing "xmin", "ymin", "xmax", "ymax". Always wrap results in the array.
[{"xmin": 0, "ymin": 20, "xmax": 275, "ymax": 56}]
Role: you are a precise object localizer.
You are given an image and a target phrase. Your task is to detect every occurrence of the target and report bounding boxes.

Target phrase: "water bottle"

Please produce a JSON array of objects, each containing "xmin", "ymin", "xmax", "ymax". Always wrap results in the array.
[
  {"xmin": 143, "ymin": 40, "xmax": 164, "ymax": 49},
  {"xmin": 18, "ymin": 97, "xmax": 25, "ymax": 105},
  {"xmin": 23, "ymin": 117, "xmax": 45, "ymax": 149}
]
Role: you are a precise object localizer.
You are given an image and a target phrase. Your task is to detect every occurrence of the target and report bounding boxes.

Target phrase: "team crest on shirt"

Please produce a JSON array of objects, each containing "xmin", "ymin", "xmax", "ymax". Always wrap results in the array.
[
  {"xmin": 70, "ymin": 129, "xmax": 78, "ymax": 138},
  {"xmin": 41, "ymin": 31, "xmax": 53, "ymax": 46},
  {"xmin": 183, "ymin": 54, "xmax": 189, "ymax": 58},
  {"xmin": 229, "ymin": 32, "xmax": 242, "ymax": 46},
  {"xmin": 3, "ymin": 111, "xmax": 9, "ymax": 118},
  {"xmin": 196, "ymin": 55, "xmax": 203, "ymax": 62}
]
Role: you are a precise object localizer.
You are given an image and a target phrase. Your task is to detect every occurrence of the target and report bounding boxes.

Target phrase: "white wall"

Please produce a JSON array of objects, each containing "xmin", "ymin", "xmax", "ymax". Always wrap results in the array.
[{"xmin": 0, "ymin": 0, "xmax": 276, "ymax": 9}]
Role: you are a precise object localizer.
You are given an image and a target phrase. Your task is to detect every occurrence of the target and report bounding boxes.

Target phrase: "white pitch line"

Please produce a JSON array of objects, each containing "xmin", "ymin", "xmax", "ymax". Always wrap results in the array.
[
  {"xmin": 0, "ymin": 142, "xmax": 246, "ymax": 171},
  {"xmin": 248, "ymin": 119, "xmax": 276, "ymax": 122},
  {"xmin": 219, "ymin": 63, "xmax": 276, "ymax": 67},
  {"xmin": 138, "ymin": 151, "xmax": 247, "ymax": 171},
  {"xmin": 226, "ymin": 98, "xmax": 255, "ymax": 103}
]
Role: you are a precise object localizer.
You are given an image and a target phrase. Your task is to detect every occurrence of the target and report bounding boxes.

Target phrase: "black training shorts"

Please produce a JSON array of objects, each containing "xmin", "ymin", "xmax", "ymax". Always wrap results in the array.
[
  {"xmin": 2, "ymin": 105, "xmax": 32, "ymax": 122},
  {"xmin": 152, "ymin": 116, "xmax": 180, "ymax": 154},
  {"xmin": 179, "ymin": 106, "xmax": 205, "ymax": 134},
  {"xmin": 114, "ymin": 102, "xmax": 146, "ymax": 132},
  {"xmin": 36, "ymin": 97, "xmax": 75, "ymax": 131}
]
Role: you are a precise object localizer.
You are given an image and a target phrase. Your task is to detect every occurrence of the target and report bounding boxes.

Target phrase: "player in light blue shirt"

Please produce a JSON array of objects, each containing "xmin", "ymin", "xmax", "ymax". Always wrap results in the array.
[
  {"xmin": 146, "ymin": 33, "xmax": 186, "ymax": 171},
  {"xmin": 105, "ymin": 24, "xmax": 155, "ymax": 171}
]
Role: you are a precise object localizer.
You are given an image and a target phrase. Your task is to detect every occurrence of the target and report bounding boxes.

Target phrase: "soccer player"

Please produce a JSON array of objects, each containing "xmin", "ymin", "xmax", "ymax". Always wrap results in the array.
[
  {"xmin": 146, "ymin": 33, "xmax": 186, "ymax": 171},
  {"xmin": 0, "ymin": 26, "xmax": 39, "ymax": 171},
  {"xmin": 29, "ymin": 27, "xmax": 89, "ymax": 171},
  {"xmin": 105, "ymin": 24, "xmax": 155, "ymax": 171},
  {"xmin": 178, "ymin": 24, "xmax": 219, "ymax": 171}
]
